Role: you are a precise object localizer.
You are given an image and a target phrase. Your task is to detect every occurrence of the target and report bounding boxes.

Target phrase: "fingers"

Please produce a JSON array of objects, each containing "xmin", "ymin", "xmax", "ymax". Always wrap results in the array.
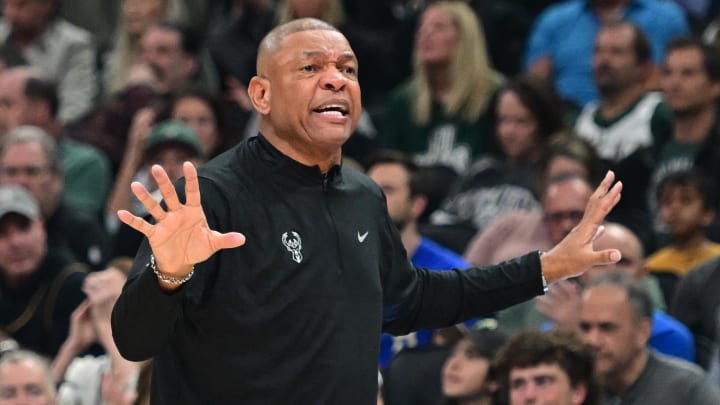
[
  {"xmin": 152, "ymin": 165, "xmax": 182, "ymax": 211},
  {"xmin": 593, "ymin": 248, "xmax": 622, "ymax": 266},
  {"xmin": 130, "ymin": 182, "xmax": 166, "ymax": 222},
  {"xmin": 184, "ymin": 162, "xmax": 201, "ymax": 207},
  {"xmin": 117, "ymin": 210, "xmax": 154, "ymax": 237}
]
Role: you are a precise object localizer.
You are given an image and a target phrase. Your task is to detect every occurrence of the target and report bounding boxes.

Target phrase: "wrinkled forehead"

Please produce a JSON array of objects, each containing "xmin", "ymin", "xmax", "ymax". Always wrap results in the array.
[{"xmin": 260, "ymin": 29, "xmax": 356, "ymax": 74}]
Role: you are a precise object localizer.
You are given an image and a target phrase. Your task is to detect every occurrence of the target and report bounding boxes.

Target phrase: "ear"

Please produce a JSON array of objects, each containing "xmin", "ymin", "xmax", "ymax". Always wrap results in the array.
[
  {"xmin": 410, "ymin": 194, "xmax": 428, "ymax": 221},
  {"xmin": 248, "ymin": 76, "xmax": 271, "ymax": 115},
  {"xmin": 701, "ymin": 208, "xmax": 715, "ymax": 227},
  {"xmin": 635, "ymin": 317, "xmax": 652, "ymax": 347},
  {"xmin": 710, "ymin": 81, "xmax": 720, "ymax": 99},
  {"xmin": 571, "ymin": 383, "xmax": 588, "ymax": 405}
]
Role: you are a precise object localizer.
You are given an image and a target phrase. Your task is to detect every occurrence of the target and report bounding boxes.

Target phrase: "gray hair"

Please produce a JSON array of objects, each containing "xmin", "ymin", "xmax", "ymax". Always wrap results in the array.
[
  {"xmin": 0, "ymin": 349, "xmax": 57, "ymax": 398},
  {"xmin": 584, "ymin": 272, "xmax": 653, "ymax": 321},
  {"xmin": 0, "ymin": 125, "xmax": 62, "ymax": 175}
]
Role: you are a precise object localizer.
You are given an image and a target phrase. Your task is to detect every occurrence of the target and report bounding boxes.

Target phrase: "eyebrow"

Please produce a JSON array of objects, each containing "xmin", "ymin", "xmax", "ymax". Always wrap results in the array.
[{"xmin": 301, "ymin": 51, "xmax": 357, "ymax": 63}]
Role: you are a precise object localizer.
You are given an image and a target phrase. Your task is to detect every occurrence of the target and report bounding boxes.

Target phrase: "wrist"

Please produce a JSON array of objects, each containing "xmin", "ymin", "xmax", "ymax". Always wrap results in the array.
[{"xmin": 149, "ymin": 254, "xmax": 194, "ymax": 285}]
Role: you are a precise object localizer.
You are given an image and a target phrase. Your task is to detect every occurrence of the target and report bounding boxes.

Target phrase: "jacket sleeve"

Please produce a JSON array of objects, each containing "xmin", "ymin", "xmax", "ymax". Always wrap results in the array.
[
  {"xmin": 379, "ymin": 211, "xmax": 543, "ymax": 336},
  {"xmin": 111, "ymin": 240, "xmax": 188, "ymax": 361}
]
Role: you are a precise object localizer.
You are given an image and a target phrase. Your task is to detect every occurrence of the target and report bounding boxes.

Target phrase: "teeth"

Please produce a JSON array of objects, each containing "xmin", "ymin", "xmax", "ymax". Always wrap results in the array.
[{"xmin": 319, "ymin": 110, "xmax": 344, "ymax": 117}]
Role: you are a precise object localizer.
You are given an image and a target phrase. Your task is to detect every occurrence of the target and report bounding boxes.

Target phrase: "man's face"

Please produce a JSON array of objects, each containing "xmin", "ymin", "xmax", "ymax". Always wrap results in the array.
[
  {"xmin": 0, "ymin": 141, "xmax": 60, "ymax": 218},
  {"xmin": 509, "ymin": 363, "xmax": 586, "ymax": 405},
  {"xmin": 662, "ymin": 47, "xmax": 720, "ymax": 116},
  {"xmin": 141, "ymin": 26, "xmax": 197, "ymax": 93},
  {"xmin": 2, "ymin": 0, "xmax": 53, "ymax": 37},
  {"xmin": 368, "ymin": 163, "xmax": 414, "ymax": 229},
  {"xmin": 579, "ymin": 285, "xmax": 649, "ymax": 381},
  {"xmin": 0, "ymin": 214, "xmax": 46, "ymax": 283},
  {"xmin": 542, "ymin": 179, "xmax": 592, "ymax": 245},
  {"xmin": 592, "ymin": 26, "xmax": 644, "ymax": 96},
  {"xmin": 0, "ymin": 359, "xmax": 54, "ymax": 405},
  {"xmin": 580, "ymin": 224, "xmax": 645, "ymax": 284},
  {"xmin": 0, "ymin": 71, "xmax": 30, "ymax": 132},
  {"xmin": 260, "ymin": 29, "xmax": 361, "ymax": 154},
  {"xmin": 442, "ymin": 337, "xmax": 491, "ymax": 399}
]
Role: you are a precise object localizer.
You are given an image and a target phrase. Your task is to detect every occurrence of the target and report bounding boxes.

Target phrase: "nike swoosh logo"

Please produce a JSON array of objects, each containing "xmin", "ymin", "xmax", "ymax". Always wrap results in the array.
[{"xmin": 357, "ymin": 231, "xmax": 369, "ymax": 243}]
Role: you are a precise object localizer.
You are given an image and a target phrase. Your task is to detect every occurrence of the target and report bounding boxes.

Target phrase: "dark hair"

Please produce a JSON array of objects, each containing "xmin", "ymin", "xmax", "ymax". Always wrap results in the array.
[
  {"xmin": 666, "ymin": 36, "xmax": 720, "ymax": 83},
  {"xmin": 656, "ymin": 168, "xmax": 717, "ymax": 210},
  {"xmin": 155, "ymin": 21, "xmax": 203, "ymax": 56},
  {"xmin": 487, "ymin": 75, "xmax": 565, "ymax": 159},
  {"xmin": 155, "ymin": 86, "xmax": 231, "ymax": 157},
  {"xmin": 584, "ymin": 272, "xmax": 654, "ymax": 321},
  {"xmin": 494, "ymin": 330, "xmax": 601, "ymax": 405},
  {"xmin": 599, "ymin": 21, "xmax": 651, "ymax": 65},
  {"xmin": 537, "ymin": 132, "xmax": 603, "ymax": 193},
  {"xmin": 24, "ymin": 76, "xmax": 59, "ymax": 119},
  {"xmin": 367, "ymin": 149, "xmax": 423, "ymax": 197}
]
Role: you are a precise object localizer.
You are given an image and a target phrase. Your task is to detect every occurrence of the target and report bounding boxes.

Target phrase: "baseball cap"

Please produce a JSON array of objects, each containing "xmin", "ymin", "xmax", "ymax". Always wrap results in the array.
[
  {"xmin": 0, "ymin": 185, "xmax": 40, "ymax": 221},
  {"xmin": 144, "ymin": 120, "xmax": 204, "ymax": 158}
]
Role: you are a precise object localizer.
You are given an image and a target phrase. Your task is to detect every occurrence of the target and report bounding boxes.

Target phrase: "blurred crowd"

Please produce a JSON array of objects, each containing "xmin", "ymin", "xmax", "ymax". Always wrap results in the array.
[{"xmin": 2, "ymin": 0, "xmax": 720, "ymax": 404}]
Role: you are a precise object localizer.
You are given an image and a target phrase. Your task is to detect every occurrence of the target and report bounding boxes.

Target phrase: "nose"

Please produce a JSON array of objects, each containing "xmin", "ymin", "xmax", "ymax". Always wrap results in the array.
[{"xmin": 319, "ymin": 67, "xmax": 346, "ymax": 91}]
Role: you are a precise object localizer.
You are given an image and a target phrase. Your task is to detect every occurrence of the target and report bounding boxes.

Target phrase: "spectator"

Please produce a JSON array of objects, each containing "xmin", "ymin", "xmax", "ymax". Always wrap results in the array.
[
  {"xmin": 367, "ymin": 149, "xmax": 470, "ymax": 368},
  {"xmin": 580, "ymin": 273, "xmax": 720, "ymax": 403},
  {"xmin": 647, "ymin": 170, "xmax": 720, "ymax": 276},
  {"xmin": 0, "ymin": 0, "xmax": 100, "ymax": 123},
  {"xmin": 538, "ymin": 222, "xmax": 695, "ymax": 361},
  {"xmin": 440, "ymin": 327, "xmax": 507, "ymax": 405},
  {"xmin": 0, "ymin": 350, "xmax": 57, "ymax": 405},
  {"xmin": 524, "ymin": 0, "xmax": 688, "ymax": 108},
  {"xmin": 429, "ymin": 75, "xmax": 564, "ymax": 250},
  {"xmin": 382, "ymin": 1, "xmax": 502, "ymax": 173},
  {"xmin": 0, "ymin": 68, "xmax": 112, "ymax": 221},
  {"xmin": 574, "ymin": 21, "xmax": 674, "ymax": 251},
  {"xmin": 494, "ymin": 329, "xmax": 600, "ymax": 405},
  {"xmin": 0, "ymin": 126, "xmax": 111, "ymax": 270},
  {"xmin": 463, "ymin": 173, "xmax": 593, "ymax": 333},
  {"xmin": 0, "ymin": 185, "xmax": 87, "ymax": 357}
]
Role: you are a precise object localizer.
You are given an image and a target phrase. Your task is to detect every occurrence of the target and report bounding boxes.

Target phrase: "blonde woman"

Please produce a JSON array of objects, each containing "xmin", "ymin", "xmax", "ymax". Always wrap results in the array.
[{"xmin": 382, "ymin": 1, "xmax": 503, "ymax": 173}]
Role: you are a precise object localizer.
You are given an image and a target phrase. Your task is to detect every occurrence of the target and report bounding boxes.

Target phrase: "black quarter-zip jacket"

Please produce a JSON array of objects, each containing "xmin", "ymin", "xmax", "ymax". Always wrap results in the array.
[{"xmin": 111, "ymin": 135, "xmax": 544, "ymax": 404}]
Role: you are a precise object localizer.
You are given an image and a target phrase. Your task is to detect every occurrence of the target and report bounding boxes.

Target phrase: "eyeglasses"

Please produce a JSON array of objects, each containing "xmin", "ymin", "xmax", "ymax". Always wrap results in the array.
[
  {"xmin": 543, "ymin": 210, "xmax": 584, "ymax": 223},
  {"xmin": 0, "ymin": 165, "xmax": 52, "ymax": 177}
]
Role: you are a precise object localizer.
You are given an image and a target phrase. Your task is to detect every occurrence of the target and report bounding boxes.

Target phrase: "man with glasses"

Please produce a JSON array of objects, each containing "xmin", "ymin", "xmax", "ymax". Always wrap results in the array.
[{"xmin": 464, "ymin": 173, "xmax": 593, "ymax": 332}]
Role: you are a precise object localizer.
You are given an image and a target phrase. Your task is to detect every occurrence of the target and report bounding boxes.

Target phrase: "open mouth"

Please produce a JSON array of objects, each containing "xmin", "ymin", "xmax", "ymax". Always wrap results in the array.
[{"xmin": 313, "ymin": 104, "xmax": 349, "ymax": 117}]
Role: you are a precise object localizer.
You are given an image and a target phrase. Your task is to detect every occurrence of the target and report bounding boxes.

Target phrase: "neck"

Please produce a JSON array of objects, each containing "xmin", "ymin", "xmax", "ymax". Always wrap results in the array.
[
  {"xmin": 426, "ymin": 63, "xmax": 452, "ymax": 103},
  {"xmin": 673, "ymin": 231, "xmax": 708, "ymax": 250},
  {"xmin": 605, "ymin": 349, "xmax": 648, "ymax": 394},
  {"xmin": 599, "ymin": 85, "xmax": 644, "ymax": 120},
  {"xmin": 261, "ymin": 126, "xmax": 342, "ymax": 173},
  {"xmin": 401, "ymin": 223, "xmax": 422, "ymax": 258},
  {"xmin": 673, "ymin": 105, "xmax": 716, "ymax": 143}
]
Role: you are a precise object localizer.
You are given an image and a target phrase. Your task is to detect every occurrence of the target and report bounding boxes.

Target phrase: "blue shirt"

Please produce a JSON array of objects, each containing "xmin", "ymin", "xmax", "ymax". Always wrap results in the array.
[
  {"xmin": 379, "ymin": 238, "xmax": 469, "ymax": 368},
  {"xmin": 524, "ymin": 0, "xmax": 688, "ymax": 107},
  {"xmin": 651, "ymin": 310, "xmax": 695, "ymax": 362}
]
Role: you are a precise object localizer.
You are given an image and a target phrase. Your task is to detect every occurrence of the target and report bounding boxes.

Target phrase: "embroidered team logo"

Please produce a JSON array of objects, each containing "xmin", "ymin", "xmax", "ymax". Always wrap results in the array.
[{"xmin": 281, "ymin": 231, "xmax": 303, "ymax": 263}]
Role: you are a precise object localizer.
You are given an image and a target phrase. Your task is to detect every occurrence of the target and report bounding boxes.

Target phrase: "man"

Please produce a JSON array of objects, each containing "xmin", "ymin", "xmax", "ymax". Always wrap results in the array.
[
  {"xmin": 0, "ymin": 350, "xmax": 57, "ymax": 405},
  {"xmin": 0, "ymin": 126, "xmax": 110, "ymax": 270},
  {"xmin": 0, "ymin": 184, "xmax": 86, "ymax": 356},
  {"xmin": 538, "ymin": 222, "xmax": 694, "ymax": 361},
  {"xmin": 111, "ymin": 18, "xmax": 623, "ymax": 404},
  {"xmin": 524, "ymin": 0, "xmax": 687, "ymax": 108},
  {"xmin": 494, "ymin": 329, "xmax": 600, "ymax": 405},
  {"xmin": 580, "ymin": 273, "xmax": 720, "ymax": 403},
  {"xmin": 464, "ymin": 173, "xmax": 593, "ymax": 332},
  {"xmin": 574, "ymin": 21, "xmax": 673, "ymax": 250},
  {"xmin": 367, "ymin": 149, "xmax": 469, "ymax": 368},
  {"xmin": 0, "ymin": 0, "xmax": 98, "ymax": 123},
  {"xmin": 0, "ymin": 67, "xmax": 111, "ymax": 220}
]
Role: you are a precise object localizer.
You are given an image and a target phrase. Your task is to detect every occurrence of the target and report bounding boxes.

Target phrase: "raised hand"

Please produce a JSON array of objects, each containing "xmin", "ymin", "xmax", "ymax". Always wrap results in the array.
[
  {"xmin": 535, "ymin": 280, "xmax": 582, "ymax": 330},
  {"xmin": 541, "ymin": 171, "xmax": 622, "ymax": 283},
  {"xmin": 117, "ymin": 162, "xmax": 246, "ymax": 289}
]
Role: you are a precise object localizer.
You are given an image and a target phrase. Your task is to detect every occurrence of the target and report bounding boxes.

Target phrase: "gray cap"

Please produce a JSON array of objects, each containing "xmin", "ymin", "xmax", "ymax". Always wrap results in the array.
[{"xmin": 0, "ymin": 185, "xmax": 40, "ymax": 221}]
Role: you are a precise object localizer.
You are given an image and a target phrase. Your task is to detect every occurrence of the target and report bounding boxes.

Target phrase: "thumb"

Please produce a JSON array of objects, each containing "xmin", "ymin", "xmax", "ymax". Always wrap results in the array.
[
  {"xmin": 592, "ymin": 248, "xmax": 621, "ymax": 266},
  {"xmin": 213, "ymin": 231, "xmax": 246, "ymax": 250}
]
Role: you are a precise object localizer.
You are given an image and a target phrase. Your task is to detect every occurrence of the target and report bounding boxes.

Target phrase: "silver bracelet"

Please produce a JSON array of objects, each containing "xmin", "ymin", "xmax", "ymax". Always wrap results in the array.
[
  {"xmin": 149, "ymin": 254, "xmax": 194, "ymax": 285},
  {"xmin": 538, "ymin": 250, "xmax": 549, "ymax": 292}
]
